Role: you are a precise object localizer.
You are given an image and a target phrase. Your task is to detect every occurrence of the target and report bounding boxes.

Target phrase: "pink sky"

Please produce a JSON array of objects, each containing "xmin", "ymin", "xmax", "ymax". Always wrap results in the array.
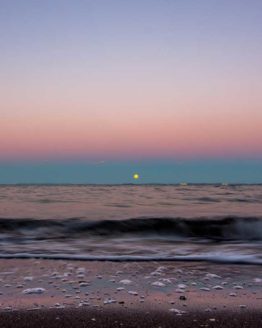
[{"xmin": 1, "ymin": 0, "xmax": 262, "ymax": 162}]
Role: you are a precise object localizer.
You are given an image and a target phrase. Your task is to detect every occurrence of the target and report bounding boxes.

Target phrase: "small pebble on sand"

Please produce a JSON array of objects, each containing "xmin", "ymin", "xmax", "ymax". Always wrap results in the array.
[
  {"xmin": 234, "ymin": 285, "xmax": 243, "ymax": 289},
  {"xmin": 206, "ymin": 273, "xmax": 221, "ymax": 279},
  {"xmin": 212, "ymin": 285, "xmax": 224, "ymax": 290},
  {"xmin": 119, "ymin": 279, "xmax": 132, "ymax": 285},
  {"xmin": 175, "ymin": 288, "xmax": 185, "ymax": 293},
  {"xmin": 152, "ymin": 281, "xmax": 166, "ymax": 287},
  {"xmin": 128, "ymin": 291, "xmax": 138, "ymax": 296},
  {"xmin": 79, "ymin": 282, "xmax": 89, "ymax": 287},
  {"xmin": 179, "ymin": 295, "xmax": 187, "ymax": 301},
  {"xmin": 169, "ymin": 308, "xmax": 186, "ymax": 315},
  {"xmin": 22, "ymin": 288, "xmax": 46, "ymax": 294},
  {"xmin": 24, "ymin": 276, "xmax": 34, "ymax": 281},
  {"xmin": 104, "ymin": 298, "xmax": 117, "ymax": 304}
]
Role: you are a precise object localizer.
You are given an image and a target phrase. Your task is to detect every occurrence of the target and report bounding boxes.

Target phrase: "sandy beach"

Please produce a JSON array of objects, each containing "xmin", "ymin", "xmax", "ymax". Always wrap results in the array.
[{"xmin": 0, "ymin": 259, "xmax": 261, "ymax": 327}]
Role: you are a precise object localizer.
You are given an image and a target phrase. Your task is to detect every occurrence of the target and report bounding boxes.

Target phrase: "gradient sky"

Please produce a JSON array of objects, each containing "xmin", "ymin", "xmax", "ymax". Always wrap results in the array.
[{"xmin": 1, "ymin": 0, "xmax": 262, "ymax": 183}]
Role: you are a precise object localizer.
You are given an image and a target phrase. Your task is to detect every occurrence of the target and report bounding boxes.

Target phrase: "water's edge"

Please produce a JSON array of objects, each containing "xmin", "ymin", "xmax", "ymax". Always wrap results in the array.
[{"xmin": 0, "ymin": 253, "xmax": 261, "ymax": 265}]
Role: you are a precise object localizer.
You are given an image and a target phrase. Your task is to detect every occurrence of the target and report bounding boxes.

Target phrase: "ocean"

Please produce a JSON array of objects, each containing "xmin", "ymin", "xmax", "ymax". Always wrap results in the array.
[{"xmin": 0, "ymin": 184, "xmax": 261, "ymax": 264}]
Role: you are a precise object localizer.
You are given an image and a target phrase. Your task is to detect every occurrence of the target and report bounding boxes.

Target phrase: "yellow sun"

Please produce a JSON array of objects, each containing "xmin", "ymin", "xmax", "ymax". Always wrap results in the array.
[{"xmin": 133, "ymin": 173, "xmax": 139, "ymax": 180}]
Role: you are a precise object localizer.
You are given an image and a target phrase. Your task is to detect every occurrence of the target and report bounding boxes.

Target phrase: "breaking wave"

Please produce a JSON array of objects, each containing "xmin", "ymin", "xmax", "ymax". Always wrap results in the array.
[{"xmin": 0, "ymin": 216, "xmax": 262, "ymax": 242}]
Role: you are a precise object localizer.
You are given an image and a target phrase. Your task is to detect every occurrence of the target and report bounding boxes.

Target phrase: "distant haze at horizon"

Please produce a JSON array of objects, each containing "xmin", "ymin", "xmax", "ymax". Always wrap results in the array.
[{"xmin": 0, "ymin": 159, "xmax": 261, "ymax": 184}]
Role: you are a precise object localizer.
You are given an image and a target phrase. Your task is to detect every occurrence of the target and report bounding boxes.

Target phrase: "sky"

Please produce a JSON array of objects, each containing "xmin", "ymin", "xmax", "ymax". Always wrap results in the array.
[{"xmin": 0, "ymin": 0, "xmax": 262, "ymax": 183}]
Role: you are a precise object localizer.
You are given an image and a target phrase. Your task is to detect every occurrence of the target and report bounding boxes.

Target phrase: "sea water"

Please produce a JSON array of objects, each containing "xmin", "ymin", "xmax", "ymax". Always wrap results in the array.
[{"xmin": 0, "ymin": 184, "xmax": 261, "ymax": 264}]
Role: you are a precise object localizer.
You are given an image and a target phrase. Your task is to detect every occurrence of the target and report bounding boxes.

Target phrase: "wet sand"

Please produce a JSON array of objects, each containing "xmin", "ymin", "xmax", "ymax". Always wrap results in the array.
[
  {"xmin": 0, "ymin": 260, "xmax": 261, "ymax": 327},
  {"xmin": 1, "ymin": 307, "xmax": 262, "ymax": 328}
]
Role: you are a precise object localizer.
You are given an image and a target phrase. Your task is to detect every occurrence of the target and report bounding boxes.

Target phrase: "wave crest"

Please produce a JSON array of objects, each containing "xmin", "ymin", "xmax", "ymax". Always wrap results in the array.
[{"xmin": 0, "ymin": 216, "xmax": 262, "ymax": 242}]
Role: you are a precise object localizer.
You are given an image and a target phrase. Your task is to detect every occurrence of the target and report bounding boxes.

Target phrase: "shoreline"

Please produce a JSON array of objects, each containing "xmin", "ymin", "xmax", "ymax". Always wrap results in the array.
[
  {"xmin": 0, "ymin": 259, "xmax": 261, "ymax": 327},
  {"xmin": 0, "ymin": 254, "xmax": 261, "ymax": 265}
]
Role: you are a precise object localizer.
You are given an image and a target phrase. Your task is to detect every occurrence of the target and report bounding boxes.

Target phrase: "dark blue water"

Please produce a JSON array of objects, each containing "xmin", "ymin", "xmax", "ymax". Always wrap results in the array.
[{"xmin": 0, "ymin": 185, "xmax": 261, "ymax": 264}]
